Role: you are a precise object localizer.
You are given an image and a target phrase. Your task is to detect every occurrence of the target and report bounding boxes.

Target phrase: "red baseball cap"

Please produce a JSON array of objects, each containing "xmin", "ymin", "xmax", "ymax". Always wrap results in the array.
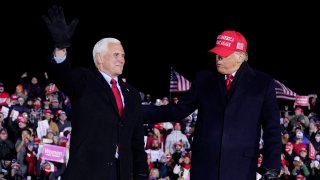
[
  {"xmin": 153, "ymin": 123, "xmax": 163, "ymax": 130},
  {"xmin": 209, "ymin": 30, "xmax": 247, "ymax": 57},
  {"xmin": 296, "ymin": 174, "xmax": 304, "ymax": 179},
  {"xmin": 295, "ymin": 107, "xmax": 304, "ymax": 112},
  {"xmin": 43, "ymin": 109, "xmax": 52, "ymax": 114}
]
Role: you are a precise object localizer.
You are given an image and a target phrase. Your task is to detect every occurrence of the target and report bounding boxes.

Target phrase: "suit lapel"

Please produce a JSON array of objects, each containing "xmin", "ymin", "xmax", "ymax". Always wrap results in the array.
[
  {"xmin": 119, "ymin": 80, "xmax": 130, "ymax": 120},
  {"xmin": 228, "ymin": 64, "xmax": 256, "ymax": 104},
  {"xmin": 94, "ymin": 70, "xmax": 120, "ymax": 117},
  {"xmin": 217, "ymin": 72, "xmax": 228, "ymax": 106}
]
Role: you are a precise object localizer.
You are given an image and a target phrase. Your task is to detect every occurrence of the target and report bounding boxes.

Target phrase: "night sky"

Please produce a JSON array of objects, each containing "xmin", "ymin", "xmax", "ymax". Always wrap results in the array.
[{"xmin": 1, "ymin": 1, "xmax": 319, "ymax": 99}]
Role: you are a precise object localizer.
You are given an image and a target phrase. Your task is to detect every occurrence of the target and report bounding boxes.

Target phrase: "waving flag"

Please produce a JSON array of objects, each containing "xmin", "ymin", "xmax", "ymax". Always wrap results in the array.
[
  {"xmin": 274, "ymin": 79, "xmax": 297, "ymax": 101},
  {"xmin": 309, "ymin": 142, "xmax": 317, "ymax": 160},
  {"xmin": 170, "ymin": 68, "xmax": 191, "ymax": 92}
]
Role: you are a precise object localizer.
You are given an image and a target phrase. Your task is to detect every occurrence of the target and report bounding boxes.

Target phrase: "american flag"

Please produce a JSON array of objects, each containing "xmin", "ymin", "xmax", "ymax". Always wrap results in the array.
[
  {"xmin": 170, "ymin": 68, "xmax": 191, "ymax": 92},
  {"xmin": 274, "ymin": 79, "xmax": 297, "ymax": 101}
]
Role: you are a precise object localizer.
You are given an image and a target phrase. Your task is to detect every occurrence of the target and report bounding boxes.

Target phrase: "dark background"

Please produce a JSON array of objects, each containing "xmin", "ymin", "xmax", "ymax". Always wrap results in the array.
[{"xmin": 1, "ymin": 1, "xmax": 319, "ymax": 99}]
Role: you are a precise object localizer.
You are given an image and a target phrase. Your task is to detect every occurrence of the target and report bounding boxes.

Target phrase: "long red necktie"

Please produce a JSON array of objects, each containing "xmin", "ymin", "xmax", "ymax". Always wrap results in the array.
[
  {"xmin": 226, "ymin": 74, "xmax": 233, "ymax": 91},
  {"xmin": 111, "ymin": 79, "xmax": 123, "ymax": 117}
]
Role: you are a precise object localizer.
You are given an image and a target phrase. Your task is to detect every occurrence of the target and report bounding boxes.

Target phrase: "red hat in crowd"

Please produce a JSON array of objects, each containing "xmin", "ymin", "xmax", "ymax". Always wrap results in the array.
[
  {"xmin": 183, "ymin": 152, "xmax": 191, "ymax": 159},
  {"xmin": 33, "ymin": 138, "xmax": 41, "ymax": 144},
  {"xmin": 11, "ymin": 94, "xmax": 18, "ymax": 101},
  {"xmin": 296, "ymin": 174, "xmax": 304, "ymax": 179},
  {"xmin": 153, "ymin": 123, "xmax": 163, "ymax": 130},
  {"xmin": 56, "ymin": 110, "xmax": 66, "ymax": 116},
  {"xmin": 295, "ymin": 107, "xmax": 304, "ymax": 112},
  {"xmin": 209, "ymin": 30, "xmax": 247, "ymax": 57},
  {"xmin": 299, "ymin": 147, "xmax": 307, "ymax": 152},
  {"xmin": 175, "ymin": 141, "xmax": 183, "ymax": 147},
  {"xmin": 43, "ymin": 109, "xmax": 52, "ymax": 114}
]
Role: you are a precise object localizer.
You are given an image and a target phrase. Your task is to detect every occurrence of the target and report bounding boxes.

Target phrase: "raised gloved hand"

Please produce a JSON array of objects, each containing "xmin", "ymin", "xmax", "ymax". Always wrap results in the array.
[
  {"xmin": 42, "ymin": 6, "xmax": 79, "ymax": 48},
  {"xmin": 260, "ymin": 168, "xmax": 280, "ymax": 180}
]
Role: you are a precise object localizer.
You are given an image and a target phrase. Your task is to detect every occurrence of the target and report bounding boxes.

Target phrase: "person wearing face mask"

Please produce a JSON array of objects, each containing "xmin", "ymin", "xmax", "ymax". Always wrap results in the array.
[
  {"xmin": 29, "ymin": 98, "xmax": 43, "ymax": 124},
  {"xmin": 292, "ymin": 128, "xmax": 309, "ymax": 155}
]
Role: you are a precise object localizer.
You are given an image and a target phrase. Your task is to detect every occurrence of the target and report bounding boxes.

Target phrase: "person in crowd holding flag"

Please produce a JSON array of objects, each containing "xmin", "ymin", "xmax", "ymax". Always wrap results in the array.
[
  {"xmin": 42, "ymin": 6, "xmax": 148, "ymax": 180},
  {"xmin": 143, "ymin": 30, "xmax": 281, "ymax": 179}
]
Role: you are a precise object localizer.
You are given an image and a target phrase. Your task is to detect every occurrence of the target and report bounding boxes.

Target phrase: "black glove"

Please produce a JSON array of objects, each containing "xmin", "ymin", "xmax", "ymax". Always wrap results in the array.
[
  {"xmin": 260, "ymin": 168, "xmax": 280, "ymax": 180},
  {"xmin": 42, "ymin": 6, "xmax": 79, "ymax": 48}
]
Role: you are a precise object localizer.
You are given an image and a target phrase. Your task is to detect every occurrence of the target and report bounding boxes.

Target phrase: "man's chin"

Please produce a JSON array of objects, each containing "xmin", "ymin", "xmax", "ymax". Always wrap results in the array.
[{"xmin": 217, "ymin": 68, "xmax": 226, "ymax": 75}]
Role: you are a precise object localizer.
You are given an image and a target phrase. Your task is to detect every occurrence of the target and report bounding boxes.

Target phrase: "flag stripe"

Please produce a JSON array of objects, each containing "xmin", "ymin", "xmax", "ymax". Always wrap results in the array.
[
  {"xmin": 274, "ymin": 80, "xmax": 297, "ymax": 100},
  {"xmin": 170, "ymin": 68, "xmax": 191, "ymax": 92}
]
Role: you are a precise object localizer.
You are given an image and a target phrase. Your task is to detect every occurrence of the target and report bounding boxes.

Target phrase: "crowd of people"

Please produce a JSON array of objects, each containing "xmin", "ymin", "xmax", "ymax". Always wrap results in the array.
[
  {"xmin": 0, "ymin": 74, "xmax": 72, "ymax": 180},
  {"xmin": 0, "ymin": 74, "xmax": 320, "ymax": 179},
  {"xmin": 0, "ymin": 5, "xmax": 319, "ymax": 180}
]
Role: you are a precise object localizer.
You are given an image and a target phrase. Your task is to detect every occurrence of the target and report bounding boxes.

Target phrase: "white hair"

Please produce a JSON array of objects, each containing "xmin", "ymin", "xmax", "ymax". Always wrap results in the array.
[
  {"xmin": 235, "ymin": 51, "xmax": 249, "ymax": 61},
  {"xmin": 92, "ymin": 38, "xmax": 121, "ymax": 64}
]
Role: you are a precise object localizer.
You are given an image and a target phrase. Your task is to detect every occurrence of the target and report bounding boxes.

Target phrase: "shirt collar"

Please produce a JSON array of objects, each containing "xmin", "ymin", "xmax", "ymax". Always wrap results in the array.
[
  {"xmin": 99, "ymin": 70, "xmax": 119, "ymax": 87},
  {"xmin": 225, "ymin": 71, "xmax": 237, "ymax": 80}
]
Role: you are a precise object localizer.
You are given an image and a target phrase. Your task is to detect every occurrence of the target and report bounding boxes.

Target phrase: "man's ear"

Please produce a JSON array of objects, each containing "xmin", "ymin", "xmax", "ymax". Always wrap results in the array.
[{"xmin": 96, "ymin": 53, "xmax": 102, "ymax": 64}]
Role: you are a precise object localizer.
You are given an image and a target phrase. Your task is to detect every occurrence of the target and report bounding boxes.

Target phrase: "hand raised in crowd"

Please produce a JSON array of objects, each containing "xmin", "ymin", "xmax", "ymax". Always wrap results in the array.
[
  {"xmin": 42, "ymin": 6, "xmax": 79, "ymax": 48},
  {"xmin": 21, "ymin": 72, "xmax": 28, "ymax": 78},
  {"xmin": 44, "ymin": 71, "xmax": 49, "ymax": 79}
]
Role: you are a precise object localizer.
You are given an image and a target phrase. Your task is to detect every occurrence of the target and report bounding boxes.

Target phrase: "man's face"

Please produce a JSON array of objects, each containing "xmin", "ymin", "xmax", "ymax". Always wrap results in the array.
[
  {"xmin": 285, "ymin": 144, "xmax": 293, "ymax": 152},
  {"xmin": 18, "ymin": 122, "xmax": 27, "ymax": 129},
  {"xmin": 215, "ymin": 52, "xmax": 244, "ymax": 74},
  {"xmin": 300, "ymin": 150, "xmax": 307, "ymax": 157},
  {"xmin": 44, "ymin": 113, "xmax": 52, "ymax": 120},
  {"xmin": 3, "ymin": 160, "xmax": 11, "ymax": 167},
  {"xmin": 98, "ymin": 43, "xmax": 125, "ymax": 78},
  {"xmin": 174, "ymin": 123, "xmax": 181, "ymax": 130},
  {"xmin": 295, "ymin": 109, "xmax": 303, "ymax": 116},
  {"xmin": 0, "ymin": 131, "xmax": 8, "ymax": 140},
  {"xmin": 0, "ymin": 87, "xmax": 4, "ymax": 92},
  {"xmin": 31, "ymin": 77, "xmax": 38, "ymax": 84}
]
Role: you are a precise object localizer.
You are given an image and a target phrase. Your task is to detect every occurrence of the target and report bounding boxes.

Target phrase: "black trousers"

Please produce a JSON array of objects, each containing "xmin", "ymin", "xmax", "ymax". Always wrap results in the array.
[{"xmin": 111, "ymin": 159, "xmax": 120, "ymax": 180}]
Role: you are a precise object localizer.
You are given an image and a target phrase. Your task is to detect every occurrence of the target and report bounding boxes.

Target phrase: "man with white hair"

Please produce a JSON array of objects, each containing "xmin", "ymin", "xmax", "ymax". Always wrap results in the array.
[{"xmin": 42, "ymin": 6, "xmax": 148, "ymax": 180}]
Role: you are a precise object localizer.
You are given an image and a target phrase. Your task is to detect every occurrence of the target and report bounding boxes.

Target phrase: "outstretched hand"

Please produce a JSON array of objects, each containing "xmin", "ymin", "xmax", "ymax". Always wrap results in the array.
[{"xmin": 42, "ymin": 6, "xmax": 79, "ymax": 48}]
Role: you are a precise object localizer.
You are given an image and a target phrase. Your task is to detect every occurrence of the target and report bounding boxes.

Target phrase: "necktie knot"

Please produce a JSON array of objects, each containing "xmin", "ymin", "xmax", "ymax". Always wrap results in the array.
[
  {"xmin": 227, "ymin": 74, "xmax": 233, "ymax": 81},
  {"xmin": 226, "ymin": 74, "xmax": 233, "ymax": 91},
  {"xmin": 111, "ymin": 79, "xmax": 117, "ymax": 86}
]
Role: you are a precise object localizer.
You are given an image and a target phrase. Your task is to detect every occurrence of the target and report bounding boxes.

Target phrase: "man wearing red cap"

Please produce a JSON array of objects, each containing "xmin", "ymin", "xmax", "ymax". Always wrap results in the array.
[{"xmin": 143, "ymin": 30, "xmax": 281, "ymax": 179}]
